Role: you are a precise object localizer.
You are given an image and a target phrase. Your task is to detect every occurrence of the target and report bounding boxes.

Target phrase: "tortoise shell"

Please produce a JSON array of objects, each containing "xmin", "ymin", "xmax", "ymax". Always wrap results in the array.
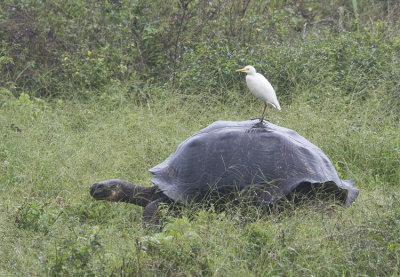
[{"xmin": 149, "ymin": 120, "xmax": 358, "ymax": 206}]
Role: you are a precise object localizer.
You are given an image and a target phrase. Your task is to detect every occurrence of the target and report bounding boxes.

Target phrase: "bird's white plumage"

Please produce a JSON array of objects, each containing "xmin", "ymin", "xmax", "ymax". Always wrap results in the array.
[
  {"xmin": 237, "ymin": 65, "xmax": 281, "ymax": 111},
  {"xmin": 246, "ymin": 72, "xmax": 281, "ymax": 110}
]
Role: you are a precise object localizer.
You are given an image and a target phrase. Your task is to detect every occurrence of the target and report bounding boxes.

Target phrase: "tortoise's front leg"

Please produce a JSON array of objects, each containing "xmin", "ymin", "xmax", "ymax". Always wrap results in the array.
[{"xmin": 142, "ymin": 196, "xmax": 170, "ymax": 229}]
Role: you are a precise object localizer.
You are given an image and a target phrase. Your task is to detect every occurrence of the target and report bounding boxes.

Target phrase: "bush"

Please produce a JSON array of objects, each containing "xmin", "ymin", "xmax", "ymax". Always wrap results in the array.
[{"xmin": 2, "ymin": 0, "xmax": 399, "ymax": 100}]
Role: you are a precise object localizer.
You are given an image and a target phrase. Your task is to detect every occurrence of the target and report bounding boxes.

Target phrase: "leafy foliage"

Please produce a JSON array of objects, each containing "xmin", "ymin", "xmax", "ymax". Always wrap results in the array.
[
  {"xmin": 1, "ymin": 0, "xmax": 399, "ymax": 101},
  {"xmin": 1, "ymin": 0, "xmax": 400, "ymax": 276}
]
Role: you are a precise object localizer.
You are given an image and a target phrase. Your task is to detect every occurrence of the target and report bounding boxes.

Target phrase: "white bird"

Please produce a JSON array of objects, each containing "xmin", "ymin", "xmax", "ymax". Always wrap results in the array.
[{"xmin": 236, "ymin": 65, "xmax": 281, "ymax": 122}]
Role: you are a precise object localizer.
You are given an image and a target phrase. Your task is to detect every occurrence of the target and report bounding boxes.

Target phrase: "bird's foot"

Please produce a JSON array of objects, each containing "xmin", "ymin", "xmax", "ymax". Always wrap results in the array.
[{"xmin": 251, "ymin": 120, "xmax": 270, "ymax": 130}]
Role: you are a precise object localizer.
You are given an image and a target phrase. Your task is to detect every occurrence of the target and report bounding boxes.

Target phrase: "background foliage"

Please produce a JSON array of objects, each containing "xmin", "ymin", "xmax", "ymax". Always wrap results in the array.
[
  {"xmin": 1, "ymin": 0, "xmax": 399, "ymax": 100},
  {"xmin": 1, "ymin": 0, "xmax": 400, "ymax": 276}
]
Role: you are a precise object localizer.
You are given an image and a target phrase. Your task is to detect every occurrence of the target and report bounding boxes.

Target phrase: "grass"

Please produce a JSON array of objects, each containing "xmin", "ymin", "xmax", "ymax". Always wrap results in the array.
[
  {"xmin": 1, "ymin": 83, "xmax": 399, "ymax": 275},
  {"xmin": 1, "ymin": 1, "xmax": 400, "ymax": 274}
]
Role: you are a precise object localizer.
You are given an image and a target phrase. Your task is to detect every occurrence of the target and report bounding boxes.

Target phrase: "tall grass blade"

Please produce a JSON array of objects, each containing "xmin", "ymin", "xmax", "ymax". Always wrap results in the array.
[{"xmin": 352, "ymin": 0, "xmax": 359, "ymax": 19}]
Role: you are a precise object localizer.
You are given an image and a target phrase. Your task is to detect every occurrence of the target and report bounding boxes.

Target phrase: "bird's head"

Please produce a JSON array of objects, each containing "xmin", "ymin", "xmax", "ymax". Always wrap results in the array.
[{"xmin": 236, "ymin": 65, "xmax": 256, "ymax": 74}]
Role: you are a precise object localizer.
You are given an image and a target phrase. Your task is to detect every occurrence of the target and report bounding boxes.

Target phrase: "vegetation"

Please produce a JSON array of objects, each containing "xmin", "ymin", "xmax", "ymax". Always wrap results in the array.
[{"xmin": 1, "ymin": 0, "xmax": 399, "ymax": 275}]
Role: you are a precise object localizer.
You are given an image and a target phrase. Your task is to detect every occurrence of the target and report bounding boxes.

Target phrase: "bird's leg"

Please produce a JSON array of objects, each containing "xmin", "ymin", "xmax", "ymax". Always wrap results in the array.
[{"xmin": 260, "ymin": 103, "xmax": 268, "ymax": 122}]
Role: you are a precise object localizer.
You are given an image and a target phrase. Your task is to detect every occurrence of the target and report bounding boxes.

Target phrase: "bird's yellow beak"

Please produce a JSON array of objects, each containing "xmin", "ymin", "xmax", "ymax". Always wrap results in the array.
[{"xmin": 236, "ymin": 68, "xmax": 247, "ymax": 72}]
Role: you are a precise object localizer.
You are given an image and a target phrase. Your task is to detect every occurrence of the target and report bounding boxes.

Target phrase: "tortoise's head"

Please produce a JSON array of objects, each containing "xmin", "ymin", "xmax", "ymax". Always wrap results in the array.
[
  {"xmin": 90, "ymin": 179, "xmax": 125, "ymax": 201},
  {"xmin": 90, "ymin": 179, "xmax": 158, "ymax": 207}
]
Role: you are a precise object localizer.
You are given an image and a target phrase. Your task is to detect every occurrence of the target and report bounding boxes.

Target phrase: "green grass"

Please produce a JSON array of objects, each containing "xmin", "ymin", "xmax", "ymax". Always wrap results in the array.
[
  {"xmin": 1, "ymin": 0, "xmax": 400, "ymax": 275},
  {"xmin": 1, "ymin": 84, "xmax": 399, "ymax": 276}
]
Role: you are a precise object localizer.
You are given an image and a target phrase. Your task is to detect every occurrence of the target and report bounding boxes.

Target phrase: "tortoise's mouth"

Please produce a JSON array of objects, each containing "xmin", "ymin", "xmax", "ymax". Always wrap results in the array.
[{"xmin": 90, "ymin": 182, "xmax": 112, "ymax": 199}]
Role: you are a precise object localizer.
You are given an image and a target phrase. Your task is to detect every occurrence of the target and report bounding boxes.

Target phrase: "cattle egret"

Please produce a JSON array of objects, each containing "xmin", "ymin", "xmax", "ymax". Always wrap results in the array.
[{"xmin": 236, "ymin": 65, "xmax": 281, "ymax": 122}]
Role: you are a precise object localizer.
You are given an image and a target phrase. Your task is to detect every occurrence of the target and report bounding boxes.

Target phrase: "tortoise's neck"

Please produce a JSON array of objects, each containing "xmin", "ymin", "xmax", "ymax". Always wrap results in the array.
[{"xmin": 117, "ymin": 181, "xmax": 162, "ymax": 207}]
